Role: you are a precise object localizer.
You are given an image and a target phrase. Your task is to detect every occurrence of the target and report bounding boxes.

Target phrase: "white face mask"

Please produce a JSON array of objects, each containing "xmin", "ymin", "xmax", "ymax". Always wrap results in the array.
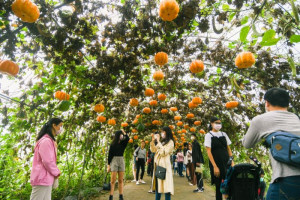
[
  {"xmin": 161, "ymin": 132, "xmax": 166, "ymax": 138},
  {"xmin": 213, "ymin": 124, "xmax": 222, "ymax": 131},
  {"xmin": 191, "ymin": 136, "xmax": 195, "ymax": 140},
  {"xmin": 56, "ymin": 126, "xmax": 63, "ymax": 135},
  {"xmin": 120, "ymin": 135, "xmax": 124, "ymax": 140}
]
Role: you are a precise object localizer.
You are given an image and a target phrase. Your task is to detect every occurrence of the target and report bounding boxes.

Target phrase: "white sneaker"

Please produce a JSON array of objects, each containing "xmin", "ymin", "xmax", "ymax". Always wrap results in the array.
[
  {"xmin": 140, "ymin": 180, "xmax": 146, "ymax": 184},
  {"xmin": 189, "ymin": 183, "xmax": 193, "ymax": 186},
  {"xmin": 136, "ymin": 181, "xmax": 140, "ymax": 185},
  {"xmin": 131, "ymin": 180, "xmax": 136, "ymax": 183}
]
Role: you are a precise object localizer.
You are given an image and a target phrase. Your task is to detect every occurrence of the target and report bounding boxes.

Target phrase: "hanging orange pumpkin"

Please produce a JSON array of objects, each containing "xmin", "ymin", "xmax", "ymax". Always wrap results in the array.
[
  {"xmin": 121, "ymin": 122, "xmax": 129, "ymax": 127},
  {"xmin": 158, "ymin": 93, "xmax": 167, "ymax": 101},
  {"xmin": 176, "ymin": 121, "xmax": 183, "ymax": 126},
  {"xmin": 108, "ymin": 119, "xmax": 116, "ymax": 126},
  {"xmin": 97, "ymin": 116, "xmax": 106, "ymax": 123},
  {"xmin": 199, "ymin": 129, "xmax": 206, "ymax": 134},
  {"xmin": 177, "ymin": 130, "xmax": 182, "ymax": 134},
  {"xmin": 225, "ymin": 101, "xmax": 239, "ymax": 109},
  {"xmin": 0, "ymin": 60, "xmax": 19, "ymax": 76},
  {"xmin": 94, "ymin": 104, "xmax": 105, "ymax": 113},
  {"xmin": 149, "ymin": 100, "xmax": 158, "ymax": 106},
  {"xmin": 136, "ymin": 114, "xmax": 142, "ymax": 119},
  {"xmin": 235, "ymin": 52, "xmax": 255, "ymax": 69},
  {"xmin": 194, "ymin": 121, "xmax": 201, "ymax": 126},
  {"xmin": 152, "ymin": 120, "xmax": 160, "ymax": 125},
  {"xmin": 190, "ymin": 60, "xmax": 204, "ymax": 74},
  {"xmin": 192, "ymin": 97, "xmax": 202, "ymax": 105},
  {"xmin": 169, "ymin": 125, "xmax": 174, "ymax": 130},
  {"xmin": 132, "ymin": 129, "xmax": 138, "ymax": 133},
  {"xmin": 54, "ymin": 91, "xmax": 70, "ymax": 101},
  {"xmin": 130, "ymin": 98, "xmax": 139, "ymax": 106},
  {"xmin": 184, "ymin": 124, "xmax": 189, "ymax": 129},
  {"xmin": 170, "ymin": 107, "xmax": 178, "ymax": 112},
  {"xmin": 143, "ymin": 107, "xmax": 151, "ymax": 114},
  {"xmin": 159, "ymin": 0, "xmax": 180, "ymax": 21},
  {"xmin": 174, "ymin": 116, "xmax": 182, "ymax": 121},
  {"xmin": 145, "ymin": 88, "xmax": 155, "ymax": 96},
  {"xmin": 155, "ymin": 52, "xmax": 168, "ymax": 66},
  {"xmin": 133, "ymin": 135, "xmax": 139, "ymax": 140},
  {"xmin": 190, "ymin": 127, "xmax": 196, "ymax": 132},
  {"xmin": 187, "ymin": 113, "xmax": 195, "ymax": 119},
  {"xmin": 181, "ymin": 136, "xmax": 185, "ymax": 141},
  {"xmin": 129, "ymin": 138, "xmax": 133, "ymax": 143},
  {"xmin": 161, "ymin": 109, "xmax": 169, "ymax": 114},
  {"xmin": 181, "ymin": 129, "xmax": 187, "ymax": 133},
  {"xmin": 145, "ymin": 141, "xmax": 149, "ymax": 144},
  {"xmin": 132, "ymin": 119, "xmax": 138, "ymax": 124},
  {"xmin": 188, "ymin": 101, "xmax": 198, "ymax": 109},
  {"xmin": 11, "ymin": 0, "xmax": 40, "ymax": 23},
  {"xmin": 153, "ymin": 71, "xmax": 164, "ymax": 81}
]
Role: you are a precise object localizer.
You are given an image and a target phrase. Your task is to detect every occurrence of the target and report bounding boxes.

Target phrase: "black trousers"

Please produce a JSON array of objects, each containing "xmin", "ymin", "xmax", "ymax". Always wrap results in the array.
[
  {"xmin": 214, "ymin": 176, "xmax": 222, "ymax": 200},
  {"xmin": 136, "ymin": 158, "xmax": 145, "ymax": 181},
  {"xmin": 196, "ymin": 172, "xmax": 204, "ymax": 189}
]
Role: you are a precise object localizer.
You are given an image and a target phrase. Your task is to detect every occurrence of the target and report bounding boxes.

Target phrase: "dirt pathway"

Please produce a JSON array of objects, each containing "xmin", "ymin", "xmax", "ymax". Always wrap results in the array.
[{"xmin": 96, "ymin": 173, "xmax": 215, "ymax": 200}]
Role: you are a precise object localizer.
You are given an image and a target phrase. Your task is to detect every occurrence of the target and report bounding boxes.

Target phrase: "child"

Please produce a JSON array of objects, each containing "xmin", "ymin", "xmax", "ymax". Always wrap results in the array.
[{"xmin": 174, "ymin": 159, "xmax": 178, "ymax": 175}]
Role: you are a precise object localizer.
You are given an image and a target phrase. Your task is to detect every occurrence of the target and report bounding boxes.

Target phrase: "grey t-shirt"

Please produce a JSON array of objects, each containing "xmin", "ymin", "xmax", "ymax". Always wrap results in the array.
[
  {"xmin": 242, "ymin": 110, "xmax": 300, "ymax": 183},
  {"xmin": 134, "ymin": 147, "xmax": 146, "ymax": 162}
]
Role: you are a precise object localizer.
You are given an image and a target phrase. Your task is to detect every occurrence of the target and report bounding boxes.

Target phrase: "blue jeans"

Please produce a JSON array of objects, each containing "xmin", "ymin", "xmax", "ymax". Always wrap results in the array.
[
  {"xmin": 178, "ymin": 162, "xmax": 183, "ymax": 176},
  {"xmin": 155, "ymin": 192, "xmax": 171, "ymax": 200},
  {"xmin": 266, "ymin": 176, "xmax": 300, "ymax": 200}
]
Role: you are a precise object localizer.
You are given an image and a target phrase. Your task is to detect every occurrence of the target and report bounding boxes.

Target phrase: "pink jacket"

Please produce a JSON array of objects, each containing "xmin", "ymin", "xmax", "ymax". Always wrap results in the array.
[
  {"xmin": 177, "ymin": 152, "xmax": 184, "ymax": 163},
  {"xmin": 30, "ymin": 135, "xmax": 60, "ymax": 186}
]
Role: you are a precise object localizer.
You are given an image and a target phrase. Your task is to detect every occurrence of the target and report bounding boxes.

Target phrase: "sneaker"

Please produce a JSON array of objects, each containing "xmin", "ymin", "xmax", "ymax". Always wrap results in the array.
[
  {"xmin": 193, "ymin": 188, "xmax": 204, "ymax": 193},
  {"xmin": 131, "ymin": 180, "xmax": 136, "ymax": 183},
  {"xmin": 189, "ymin": 183, "xmax": 194, "ymax": 186},
  {"xmin": 140, "ymin": 180, "xmax": 146, "ymax": 184},
  {"xmin": 148, "ymin": 189, "xmax": 155, "ymax": 193},
  {"xmin": 200, "ymin": 187, "xmax": 204, "ymax": 192},
  {"xmin": 136, "ymin": 181, "xmax": 140, "ymax": 185}
]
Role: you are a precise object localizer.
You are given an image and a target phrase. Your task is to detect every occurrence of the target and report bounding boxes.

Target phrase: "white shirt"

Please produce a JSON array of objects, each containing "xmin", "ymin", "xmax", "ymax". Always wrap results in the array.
[{"xmin": 204, "ymin": 131, "xmax": 232, "ymax": 148}]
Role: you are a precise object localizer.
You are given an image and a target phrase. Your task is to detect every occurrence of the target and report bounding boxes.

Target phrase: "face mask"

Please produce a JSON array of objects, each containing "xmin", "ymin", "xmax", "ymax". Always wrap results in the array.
[
  {"xmin": 120, "ymin": 135, "xmax": 124, "ymax": 140},
  {"xmin": 56, "ymin": 127, "xmax": 63, "ymax": 135},
  {"xmin": 161, "ymin": 132, "xmax": 166, "ymax": 138},
  {"xmin": 260, "ymin": 177, "xmax": 264, "ymax": 182},
  {"xmin": 191, "ymin": 136, "xmax": 195, "ymax": 140},
  {"xmin": 213, "ymin": 124, "xmax": 222, "ymax": 131}
]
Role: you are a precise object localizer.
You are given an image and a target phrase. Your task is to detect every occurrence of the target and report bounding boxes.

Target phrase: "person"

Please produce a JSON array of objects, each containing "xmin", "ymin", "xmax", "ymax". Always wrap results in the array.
[
  {"xmin": 135, "ymin": 140, "xmax": 147, "ymax": 185},
  {"xmin": 191, "ymin": 133, "xmax": 205, "ymax": 193},
  {"xmin": 30, "ymin": 118, "xmax": 63, "ymax": 200},
  {"xmin": 204, "ymin": 117, "xmax": 233, "ymax": 200},
  {"xmin": 150, "ymin": 127, "xmax": 175, "ymax": 200},
  {"xmin": 148, "ymin": 148, "xmax": 156, "ymax": 194},
  {"xmin": 186, "ymin": 143, "xmax": 194, "ymax": 186},
  {"xmin": 258, "ymin": 169, "xmax": 266, "ymax": 200},
  {"xmin": 183, "ymin": 142, "xmax": 190, "ymax": 181},
  {"xmin": 242, "ymin": 88, "xmax": 300, "ymax": 200},
  {"xmin": 173, "ymin": 158, "xmax": 178, "ymax": 175},
  {"xmin": 147, "ymin": 148, "xmax": 152, "ymax": 176},
  {"xmin": 107, "ymin": 130, "xmax": 129, "ymax": 200},
  {"xmin": 176, "ymin": 148, "xmax": 184, "ymax": 177},
  {"xmin": 131, "ymin": 144, "xmax": 139, "ymax": 182}
]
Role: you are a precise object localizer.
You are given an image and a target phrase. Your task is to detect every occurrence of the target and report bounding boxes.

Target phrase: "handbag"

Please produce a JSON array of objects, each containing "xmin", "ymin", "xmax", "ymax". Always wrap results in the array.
[
  {"xmin": 103, "ymin": 174, "xmax": 111, "ymax": 191},
  {"xmin": 195, "ymin": 164, "xmax": 203, "ymax": 173},
  {"xmin": 155, "ymin": 165, "xmax": 166, "ymax": 180}
]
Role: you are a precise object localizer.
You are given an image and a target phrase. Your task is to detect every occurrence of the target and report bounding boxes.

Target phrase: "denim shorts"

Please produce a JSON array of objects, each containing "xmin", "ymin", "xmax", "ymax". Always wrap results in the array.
[{"xmin": 266, "ymin": 175, "xmax": 300, "ymax": 200}]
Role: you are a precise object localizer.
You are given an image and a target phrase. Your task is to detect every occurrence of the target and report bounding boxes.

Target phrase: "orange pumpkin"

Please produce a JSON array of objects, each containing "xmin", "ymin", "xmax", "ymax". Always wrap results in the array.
[
  {"xmin": 149, "ymin": 100, "xmax": 158, "ymax": 106},
  {"xmin": 169, "ymin": 125, "xmax": 174, "ymax": 130},
  {"xmin": 0, "ymin": 60, "xmax": 19, "ymax": 76},
  {"xmin": 190, "ymin": 60, "xmax": 204, "ymax": 74},
  {"xmin": 158, "ymin": 93, "xmax": 167, "ymax": 101},
  {"xmin": 188, "ymin": 101, "xmax": 198, "ymax": 109},
  {"xmin": 132, "ymin": 129, "xmax": 138, "ymax": 133},
  {"xmin": 159, "ymin": 0, "xmax": 180, "ymax": 21},
  {"xmin": 152, "ymin": 120, "xmax": 160, "ymax": 125},
  {"xmin": 121, "ymin": 122, "xmax": 129, "ymax": 127},
  {"xmin": 108, "ymin": 119, "xmax": 116, "ymax": 126},
  {"xmin": 133, "ymin": 135, "xmax": 139, "ymax": 140},
  {"xmin": 145, "ymin": 141, "xmax": 149, "ymax": 144},
  {"xmin": 143, "ymin": 107, "xmax": 151, "ymax": 114},
  {"xmin": 235, "ymin": 52, "xmax": 255, "ymax": 69},
  {"xmin": 155, "ymin": 52, "xmax": 168, "ymax": 66},
  {"xmin": 192, "ymin": 97, "xmax": 202, "ymax": 105},
  {"xmin": 176, "ymin": 121, "xmax": 183, "ymax": 126},
  {"xmin": 174, "ymin": 116, "xmax": 182, "ymax": 121},
  {"xmin": 161, "ymin": 109, "xmax": 169, "ymax": 114},
  {"xmin": 130, "ymin": 98, "xmax": 139, "ymax": 106},
  {"xmin": 199, "ymin": 129, "xmax": 206, "ymax": 134},
  {"xmin": 145, "ymin": 122, "xmax": 152, "ymax": 126},
  {"xmin": 54, "ymin": 91, "xmax": 70, "ymax": 101},
  {"xmin": 170, "ymin": 107, "xmax": 178, "ymax": 112},
  {"xmin": 136, "ymin": 114, "xmax": 142, "ymax": 119},
  {"xmin": 181, "ymin": 129, "xmax": 187, "ymax": 133},
  {"xmin": 94, "ymin": 104, "xmax": 105, "ymax": 113},
  {"xmin": 129, "ymin": 138, "xmax": 133, "ymax": 143},
  {"xmin": 96, "ymin": 116, "xmax": 106, "ymax": 123},
  {"xmin": 145, "ymin": 88, "xmax": 155, "ymax": 96},
  {"xmin": 177, "ymin": 130, "xmax": 182, "ymax": 134},
  {"xmin": 181, "ymin": 136, "xmax": 185, "ymax": 141},
  {"xmin": 194, "ymin": 121, "xmax": 201, "ymax": 126},
  {"xmin": 187, "ymin": 113, "xmax": 195, "ymax": 119},
  {"xmin": 184, "ymin": 124, "xmax": 190, "ymax": 129},
  {"xmin": 132, "ymin": 119, "xmax": 138, "ymax": 124},
  {"xmin": 153, "ymin": 71, "xmax": 164, "ymax": 81},
  {"xmin": 190, "ymin": 127, "xmax": 196, "ymax": 132},
  {"xmin": 11, "ymin": 0, "xmax": 40, "ymax": 23},
  {"xmin": 225, "ymin": 101, "xmax": 239, "ymax": 109}
]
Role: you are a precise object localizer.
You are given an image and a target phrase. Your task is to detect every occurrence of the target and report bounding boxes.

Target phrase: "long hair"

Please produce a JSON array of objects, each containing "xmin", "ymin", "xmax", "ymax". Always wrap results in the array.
[
  {"xmin": 208, "ymin": 116, "xmax": 220, "ymax": 131},
  {"xmin": 111, "ymin": 130, "xmax": 123, "ymax": 146},
  {"xmin": 161, "ymin": 126, "xmax": 174, "ymax": 146},
  {"xmin": 37, "ymin": 118, "xmax": 63, "ymax": 141}
]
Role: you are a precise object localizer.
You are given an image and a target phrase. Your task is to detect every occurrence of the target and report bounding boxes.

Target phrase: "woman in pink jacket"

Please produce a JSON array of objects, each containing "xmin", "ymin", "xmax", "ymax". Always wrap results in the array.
[{"xmin": 30, "ymin": 118, "xmax": 63, "ymax": 200}]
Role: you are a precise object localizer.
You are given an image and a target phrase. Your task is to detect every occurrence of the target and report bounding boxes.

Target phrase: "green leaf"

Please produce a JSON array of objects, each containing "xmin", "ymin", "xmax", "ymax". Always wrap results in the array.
[
  {"xmin": 229, "ymin": 12, "xmax": 236, "ymax": 22},
  {"xmin": 240, "ymin": 26, "xmax": 250, "ymax": 43},
  {"xmin": 260, "ymin": 29, "xmax": 280, "ymax": 46},
  {"xmin": 290, "ymin": 35, "xmax": 300, "ymax": 43},
  {"xmin": 241, "ymin": 16, "xmax": 249, "ymax": 25},
  {"xmin": 222, "ymin": 4, "xmax": 230, "ymax": 11}
]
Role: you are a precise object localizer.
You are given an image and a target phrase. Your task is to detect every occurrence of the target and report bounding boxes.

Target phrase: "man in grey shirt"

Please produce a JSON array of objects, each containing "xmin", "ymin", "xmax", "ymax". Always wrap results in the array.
[{"xmin": 242, "ymin": 88, "xmax": 300, "ymax": 200}]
